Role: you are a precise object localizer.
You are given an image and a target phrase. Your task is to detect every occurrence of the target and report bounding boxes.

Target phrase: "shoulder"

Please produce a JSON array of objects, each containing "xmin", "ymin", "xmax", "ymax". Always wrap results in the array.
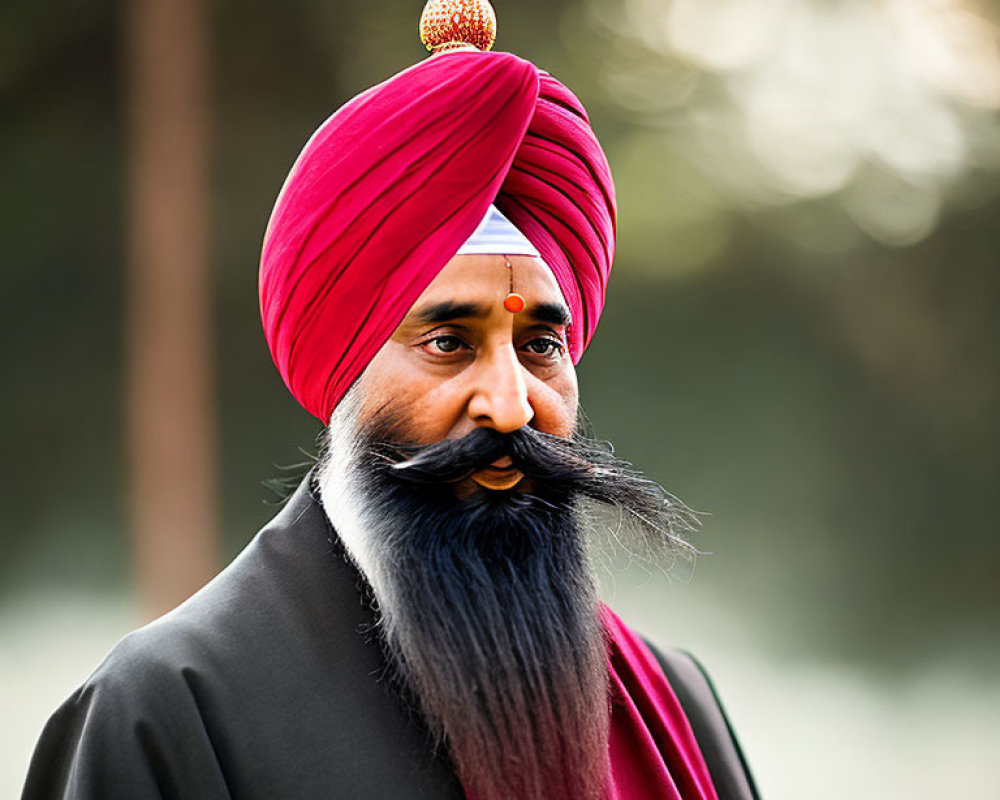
[
  {"xmin": 21, "ymin": 481, "xmax": 364, "ymax": 799},
  {"xmin": 48, "ymin": 474, "xmax": 369, "ymax": 733},
  {"xmin": 79, "ymin": 610, "xmax": 213, "ymax": 709},
  {"xmin": 641, "ymin": 641, "xmax": 762, "ymax": 800},
  {"xmin": 21, "ymin": 620, "xmax": 233, "ymax": 800}
]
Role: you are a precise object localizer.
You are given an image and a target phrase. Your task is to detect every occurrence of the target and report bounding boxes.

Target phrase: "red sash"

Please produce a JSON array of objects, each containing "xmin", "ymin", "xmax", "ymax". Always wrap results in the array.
[{"xmin": 604, "ymin": 605, "xmax": 719, "ymax": 800}]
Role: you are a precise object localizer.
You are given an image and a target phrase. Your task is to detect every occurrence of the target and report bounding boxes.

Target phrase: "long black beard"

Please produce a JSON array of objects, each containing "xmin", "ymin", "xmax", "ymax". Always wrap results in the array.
[{"xmin": 335, "ymin": 418, "xmax": 699, "ymax": 800}]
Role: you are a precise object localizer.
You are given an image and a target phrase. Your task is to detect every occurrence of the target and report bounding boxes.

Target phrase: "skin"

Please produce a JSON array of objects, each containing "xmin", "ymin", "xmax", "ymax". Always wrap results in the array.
[{"xmin": 356, "ymin": 254, "xmax": 579, "ymax": 491}]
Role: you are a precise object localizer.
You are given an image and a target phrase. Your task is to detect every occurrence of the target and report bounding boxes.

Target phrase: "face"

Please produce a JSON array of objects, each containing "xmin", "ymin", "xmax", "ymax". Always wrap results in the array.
[{"xmin": 355, "ymin": 254, "xmax": 579, "ymax": 491}]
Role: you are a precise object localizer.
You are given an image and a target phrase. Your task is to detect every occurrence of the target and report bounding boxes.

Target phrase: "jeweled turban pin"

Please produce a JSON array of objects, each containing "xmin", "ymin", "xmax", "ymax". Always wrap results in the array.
[{"xmin": 419, "ymin": 0, "xmax": 497, "ymax": 54}]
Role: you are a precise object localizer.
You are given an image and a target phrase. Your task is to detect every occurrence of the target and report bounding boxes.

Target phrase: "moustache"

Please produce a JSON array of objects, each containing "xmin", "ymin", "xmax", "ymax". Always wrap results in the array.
[
  {"xmin": 377, "ymin": 425, "xmax": 608, "ymax": 487},
  {"xmin": 364, "ymin": 424, "xmax": 695, "ymax": 527},
  {"xmin": 387, "ymin": 426, "xmax": 583, "ymax": 480}
]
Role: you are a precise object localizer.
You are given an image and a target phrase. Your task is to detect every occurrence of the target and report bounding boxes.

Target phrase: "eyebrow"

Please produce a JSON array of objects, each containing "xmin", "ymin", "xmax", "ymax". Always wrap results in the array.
[
  {"xmin": 529, "ymin": 302, "xmax": 572, "ymax": 327},
  {"xmin": 410, "ymin": 301, "xmax": 490, "ymax": 325},
  {"xmin": 407, "ymin": 299, "xmax": 572, "ymax": 327}
]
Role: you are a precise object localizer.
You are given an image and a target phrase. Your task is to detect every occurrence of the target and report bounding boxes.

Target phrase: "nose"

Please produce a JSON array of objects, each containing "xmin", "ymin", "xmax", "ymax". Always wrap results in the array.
[{"xmin": 466, "ymin": 344, "xmax": 533, "ymax": 433}]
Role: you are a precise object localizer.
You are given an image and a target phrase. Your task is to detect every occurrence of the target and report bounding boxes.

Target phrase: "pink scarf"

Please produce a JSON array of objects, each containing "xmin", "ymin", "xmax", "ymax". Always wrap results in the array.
[
  {"xmin": 259, "ymin": 51, "xmax": 615, "ymax": 422},
  {"xmin": 463, "ymin": 605, "xmax": 720, "ymax": 800},
  {"xmin": 604, "ymin": 605, "xmax": 720, "ymax": 800}
]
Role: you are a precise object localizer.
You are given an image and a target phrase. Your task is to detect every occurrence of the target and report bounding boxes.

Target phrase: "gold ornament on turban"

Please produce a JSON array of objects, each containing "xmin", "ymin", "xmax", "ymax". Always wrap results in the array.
[{"xmin": 419, "ymin": 0, "xmax": 497, "ymax": 54}]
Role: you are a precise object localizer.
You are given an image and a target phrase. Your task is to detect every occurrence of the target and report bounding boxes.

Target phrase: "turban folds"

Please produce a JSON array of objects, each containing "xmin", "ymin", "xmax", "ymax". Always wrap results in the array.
[{"xmin": 260, "ymin": 51, "xmax": 616, "ymax": 421}]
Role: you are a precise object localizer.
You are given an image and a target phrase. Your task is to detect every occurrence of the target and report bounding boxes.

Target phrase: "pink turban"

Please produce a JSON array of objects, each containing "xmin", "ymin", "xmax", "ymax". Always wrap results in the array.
[{"xmin": 260, "ymin": 51, "xmax": 616, "ymax": 421}]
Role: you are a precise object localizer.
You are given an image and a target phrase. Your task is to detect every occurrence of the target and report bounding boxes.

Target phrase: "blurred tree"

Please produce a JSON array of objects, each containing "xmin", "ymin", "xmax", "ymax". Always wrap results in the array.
[{"xmin": 123, "ymin": 0, "xmax": 218, "ymax": 617}]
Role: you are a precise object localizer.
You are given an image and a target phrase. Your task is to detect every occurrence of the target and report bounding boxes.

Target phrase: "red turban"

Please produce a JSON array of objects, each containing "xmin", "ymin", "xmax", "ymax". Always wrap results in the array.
[{"xmin": 260, "ymin": 51, "xmax": 616, "ymax": 421}]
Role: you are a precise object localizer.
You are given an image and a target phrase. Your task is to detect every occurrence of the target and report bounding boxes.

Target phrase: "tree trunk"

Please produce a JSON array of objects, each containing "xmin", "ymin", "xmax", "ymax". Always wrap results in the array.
[{"xmin": 123, "ymin": 0, "xmax": 217, "ymax": 618}]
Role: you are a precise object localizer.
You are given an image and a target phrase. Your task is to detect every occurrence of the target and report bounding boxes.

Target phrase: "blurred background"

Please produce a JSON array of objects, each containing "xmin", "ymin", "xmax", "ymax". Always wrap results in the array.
[{"xmin": 3, "ymin": 0, "xmax": 999, "ymax": 796}]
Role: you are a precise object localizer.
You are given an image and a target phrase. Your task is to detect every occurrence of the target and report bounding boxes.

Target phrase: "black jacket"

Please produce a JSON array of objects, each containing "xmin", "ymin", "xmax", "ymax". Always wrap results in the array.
[{"xmin": 22, "ymin": 479, "xmax": 758, "ymax": 799}]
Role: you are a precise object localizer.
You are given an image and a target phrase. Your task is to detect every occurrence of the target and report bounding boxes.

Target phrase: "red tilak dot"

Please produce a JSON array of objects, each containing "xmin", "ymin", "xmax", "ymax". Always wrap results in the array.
[{"xmin": 503, "ymin": 292, "xmax": 526, "ymax": 313}]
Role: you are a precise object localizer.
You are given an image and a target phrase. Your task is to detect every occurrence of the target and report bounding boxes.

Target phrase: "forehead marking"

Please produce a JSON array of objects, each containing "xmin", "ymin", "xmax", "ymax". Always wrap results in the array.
[{"xmin": 503, "ymin": 255, "xmax": 526, "ymax": 314}]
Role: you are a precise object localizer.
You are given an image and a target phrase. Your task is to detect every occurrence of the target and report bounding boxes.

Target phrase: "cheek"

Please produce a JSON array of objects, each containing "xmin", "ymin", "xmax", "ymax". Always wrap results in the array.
[
  {"xmin": 355, "ymin": 346, "xmax": 466, "ymax": 440},
  {"xmin": 354, "ymin": 361, "xmax": 395, "ymax": 420},
  {"xmin": 354, "ymin": 343, "xmax": 420, "ymax": 423},
  {"xmin": 534, "ymin": 368, "xmax": 578, "ymax": 437}
]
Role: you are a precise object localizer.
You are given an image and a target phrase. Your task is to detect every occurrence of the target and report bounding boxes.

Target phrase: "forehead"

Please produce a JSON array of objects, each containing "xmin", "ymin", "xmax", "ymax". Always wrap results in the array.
[{"xmin": 413, "ymin": 254, "xmax": 566, "ymax": 309}]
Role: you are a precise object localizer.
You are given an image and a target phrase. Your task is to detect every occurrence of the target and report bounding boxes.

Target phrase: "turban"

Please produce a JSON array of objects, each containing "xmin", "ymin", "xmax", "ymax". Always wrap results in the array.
[{"xmin": 260, "ymin": 51, "xmax": 616, "ymax": 421}]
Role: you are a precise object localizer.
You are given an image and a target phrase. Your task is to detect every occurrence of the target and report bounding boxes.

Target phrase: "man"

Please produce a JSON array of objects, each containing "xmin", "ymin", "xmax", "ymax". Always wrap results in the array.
[{"xmin": 23, "ymin": 2, "xmax": 758, "ymax": 798}]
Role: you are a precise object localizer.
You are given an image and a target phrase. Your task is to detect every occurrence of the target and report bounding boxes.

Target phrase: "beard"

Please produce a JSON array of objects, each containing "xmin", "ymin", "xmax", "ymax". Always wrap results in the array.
[{"xmin": 315, "ymin": 395, "xmax": 699, "ymax": 800}]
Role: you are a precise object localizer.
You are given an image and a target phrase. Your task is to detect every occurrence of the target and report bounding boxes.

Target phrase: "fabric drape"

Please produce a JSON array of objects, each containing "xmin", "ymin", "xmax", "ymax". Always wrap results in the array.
[{"xmin": 260, "ymin": 51, "xmax": 616, "ymax": 421}]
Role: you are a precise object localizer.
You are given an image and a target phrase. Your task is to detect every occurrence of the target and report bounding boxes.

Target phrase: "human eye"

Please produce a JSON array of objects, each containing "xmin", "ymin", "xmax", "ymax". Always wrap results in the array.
[
  {"xmin": 416, "ymin": 333, "xmax": 472, "ymax": 358},
  {"xmin": 520, "ymin": 334, "xmax": 565, "ymax": 361}
]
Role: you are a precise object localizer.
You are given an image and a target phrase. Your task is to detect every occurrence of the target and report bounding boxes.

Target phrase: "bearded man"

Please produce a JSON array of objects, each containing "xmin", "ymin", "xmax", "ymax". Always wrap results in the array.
[{"xmin": 23, "ymin": 3, "xmax": 758, "ymax": 799}]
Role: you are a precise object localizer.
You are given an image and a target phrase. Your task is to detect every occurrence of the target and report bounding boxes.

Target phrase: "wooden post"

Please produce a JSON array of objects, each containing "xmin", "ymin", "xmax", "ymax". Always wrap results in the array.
[{"xmin": 123, "ymin": 0, "xmax": 218, "ymax": 618}]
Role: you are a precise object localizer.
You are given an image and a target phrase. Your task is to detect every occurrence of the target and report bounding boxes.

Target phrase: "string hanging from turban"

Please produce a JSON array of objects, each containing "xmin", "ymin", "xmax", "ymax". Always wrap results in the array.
[{"xmin": 260, "ymin": 51, "xmax": 616, "ymax": 422}]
